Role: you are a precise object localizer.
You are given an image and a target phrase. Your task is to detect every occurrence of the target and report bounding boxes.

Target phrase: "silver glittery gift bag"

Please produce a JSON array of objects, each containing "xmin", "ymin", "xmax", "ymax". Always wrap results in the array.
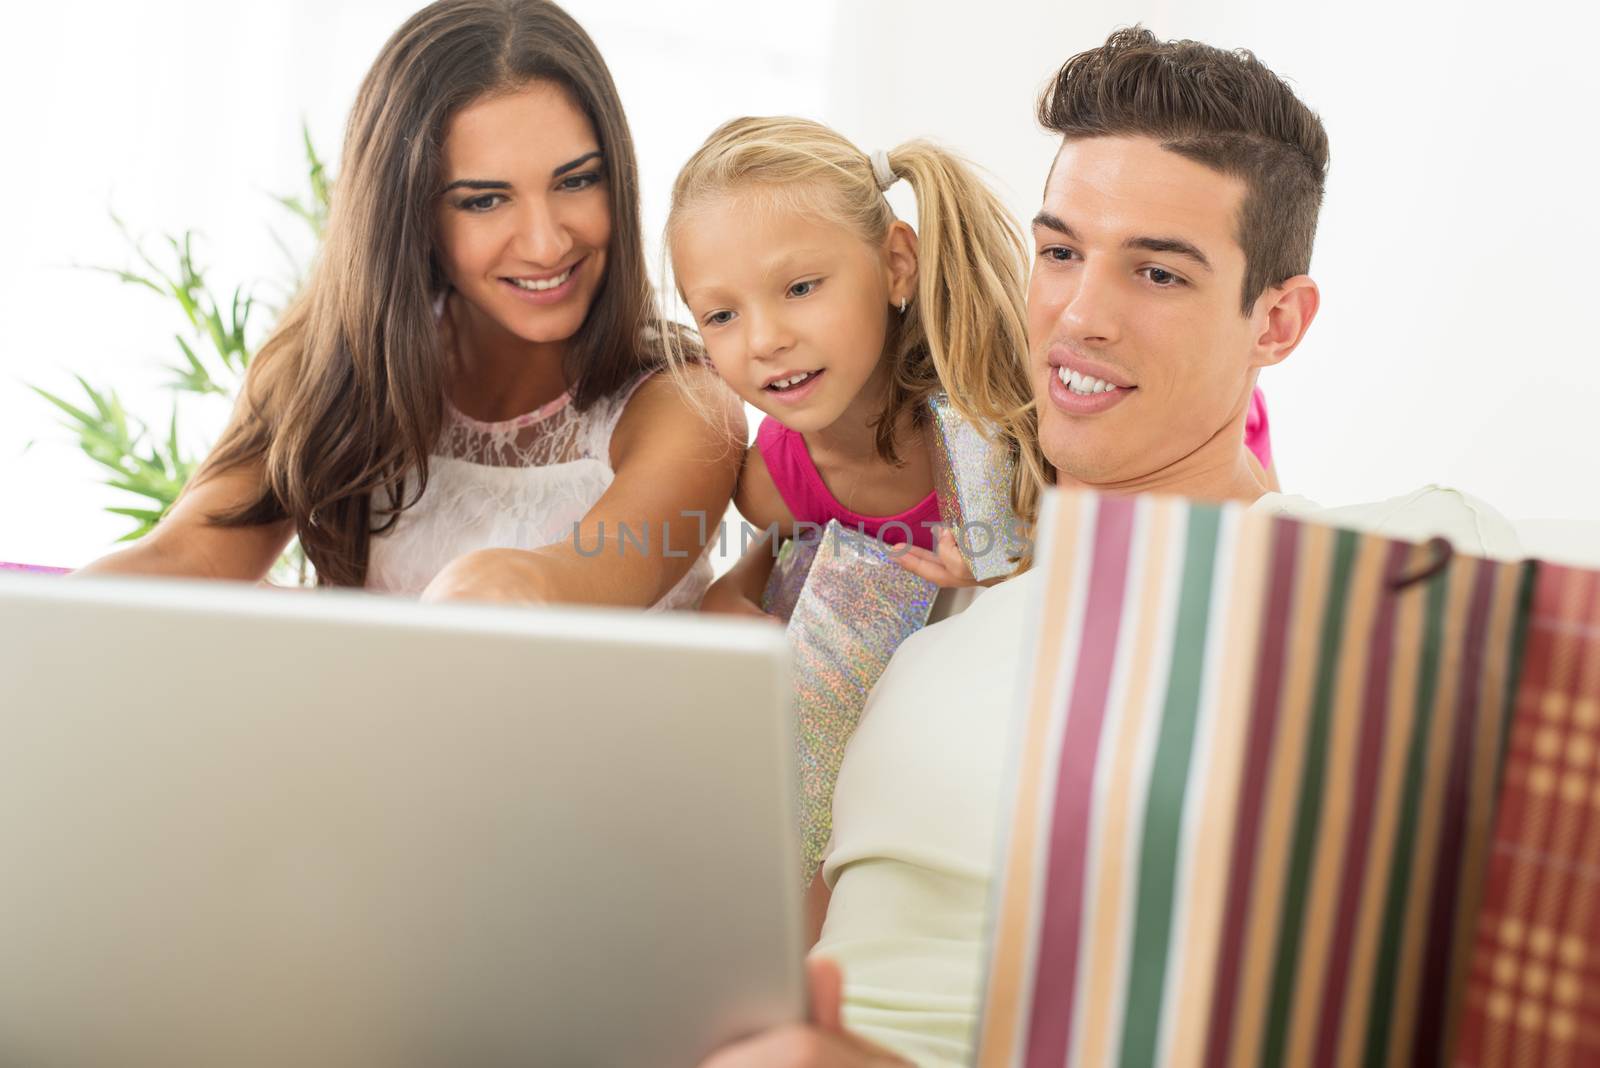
[
  {"xmin": 786, "ymin": 520, "xmax": 938, "ymax": 881},
  {"xmin": 926, "ymin": 393, "xmax": 1027, "ymax": 582},
  {"xmin": 761, "ymin": 528, "xmax": 823, "ymax": 624}
]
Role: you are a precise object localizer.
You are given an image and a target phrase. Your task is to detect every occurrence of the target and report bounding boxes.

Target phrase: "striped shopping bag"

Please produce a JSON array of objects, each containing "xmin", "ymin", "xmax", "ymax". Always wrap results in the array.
[
  {"xmin": 977, "ymin": 490, "xmax": 1534, "ymax": 1068},
  {"xmin": 1455, "ymin": 563, "xmax": 1600, "ymax": 1066}
]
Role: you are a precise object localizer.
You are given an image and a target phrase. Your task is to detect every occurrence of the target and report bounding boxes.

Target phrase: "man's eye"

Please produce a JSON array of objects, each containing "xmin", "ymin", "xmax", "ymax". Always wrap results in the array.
[
  {"xmin": 1144, "ymin": 267, "xmax": 1184, "ymax": 287},
  {"xmin": 1041, "ymin": 247, "xmax": 1076, "ymax": 263},
  {"xmin": 788, "ymin": 280, "xmax": 819, "ymax": 298}
]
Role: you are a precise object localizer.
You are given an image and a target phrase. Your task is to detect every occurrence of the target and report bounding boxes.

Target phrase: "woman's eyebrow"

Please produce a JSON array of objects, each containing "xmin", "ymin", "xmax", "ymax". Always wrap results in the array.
[
  {"xmin": 440, "ymin": 179, "xmax": 511, "ymax": 194},
  {"xmin": 438, "ymin": 152, "xmax": 602, "ymax": 194},
  {"xmin": 552, "ymin": 150, "xmax": 602, "ymax": 177}
]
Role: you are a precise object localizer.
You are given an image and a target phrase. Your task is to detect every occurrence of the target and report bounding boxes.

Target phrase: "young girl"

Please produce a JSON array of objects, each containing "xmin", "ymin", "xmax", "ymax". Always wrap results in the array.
[
  {"xmin": 667, "ymin": 118, "xmax": 1278, "ymax": 615},
  {"xmin": 666, "ymin": 117, "xmax": 1049, "ymax": 612},
  {"xmin": 77, "ymin": 0, "xmax": 741, "ymax": 609}
]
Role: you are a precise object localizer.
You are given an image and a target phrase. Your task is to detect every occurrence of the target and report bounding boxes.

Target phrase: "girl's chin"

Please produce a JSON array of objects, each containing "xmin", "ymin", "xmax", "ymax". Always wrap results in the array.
[{"xmin": 751, "ymin": 402, "xmax": 841, "ymax": 435}]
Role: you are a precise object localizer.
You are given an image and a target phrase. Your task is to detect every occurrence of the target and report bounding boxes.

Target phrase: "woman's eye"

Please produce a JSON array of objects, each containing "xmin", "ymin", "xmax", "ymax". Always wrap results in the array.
[
  {"xmin": 788, "ymin": 279, "xmax": 819, "ymax": 298},
  {"xmin": 559, "ymin": 171, "xmax": 602, "ymax": 192},
  {"xmin": 1144, "ymin": 266, "xmax": 1184, "ymax": 287},
  {"xmin": 459, "ymin": 194, "xmax": 504, "ymax": 212}
]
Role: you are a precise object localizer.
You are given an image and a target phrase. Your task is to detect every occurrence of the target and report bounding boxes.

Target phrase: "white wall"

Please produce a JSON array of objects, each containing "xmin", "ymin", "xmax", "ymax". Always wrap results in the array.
[{"xmin": 3, "ymin": 0, "xmax": 1595, "ymax": 568}]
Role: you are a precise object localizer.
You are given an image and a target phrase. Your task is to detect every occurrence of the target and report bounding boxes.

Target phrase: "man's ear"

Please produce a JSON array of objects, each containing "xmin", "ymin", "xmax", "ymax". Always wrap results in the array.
[
  {"xmin": 1249, "ymin": 275, "xmax": 1320, "ymax": 369},
  {"xmin": 883, "ymin": 220, "xmax": 919, "ymax": 307}
]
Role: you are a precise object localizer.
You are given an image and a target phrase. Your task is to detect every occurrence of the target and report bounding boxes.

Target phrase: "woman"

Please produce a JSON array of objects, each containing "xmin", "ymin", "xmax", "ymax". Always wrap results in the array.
[{"xmin": 80, "ymin": 0, "xmax": 742, "ymax": 609}]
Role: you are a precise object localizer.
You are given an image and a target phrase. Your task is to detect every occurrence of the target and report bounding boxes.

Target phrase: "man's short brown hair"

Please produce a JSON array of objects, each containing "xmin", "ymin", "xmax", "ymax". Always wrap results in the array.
[{"xmin": 1040, "ymin": 27, "xmax": 1330, "ymax": 313}]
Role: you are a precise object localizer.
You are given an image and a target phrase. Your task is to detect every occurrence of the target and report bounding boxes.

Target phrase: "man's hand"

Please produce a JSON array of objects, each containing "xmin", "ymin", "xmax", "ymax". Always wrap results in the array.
[{"xmin": 700, "ymin": 958, "xmax": 910, "ymax": 1067}]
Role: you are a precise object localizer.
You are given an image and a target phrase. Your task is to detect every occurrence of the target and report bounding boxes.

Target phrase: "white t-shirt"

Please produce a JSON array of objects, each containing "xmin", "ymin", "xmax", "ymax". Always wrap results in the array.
[{"xmin": 814, "ymin": 487, "xmax": 1522, "ymax": 1067}]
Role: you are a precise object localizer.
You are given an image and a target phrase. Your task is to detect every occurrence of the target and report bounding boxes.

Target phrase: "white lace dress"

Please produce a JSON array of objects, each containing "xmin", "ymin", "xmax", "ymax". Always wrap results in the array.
[{"xmin": 365, "ymin": 376, "xmax": 712, "ymax": 610}]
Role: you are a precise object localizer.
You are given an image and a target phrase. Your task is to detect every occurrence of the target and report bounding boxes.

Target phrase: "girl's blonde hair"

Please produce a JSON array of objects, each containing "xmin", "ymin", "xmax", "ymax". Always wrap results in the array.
[{"xmin": 663, "ymin": 116, "xmax": 1048, "ymax": 552}]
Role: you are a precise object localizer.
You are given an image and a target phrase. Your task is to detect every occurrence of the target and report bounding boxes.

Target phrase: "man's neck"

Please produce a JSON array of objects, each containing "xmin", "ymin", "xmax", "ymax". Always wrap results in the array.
[{"xmin": 1054, "ymin": 417, "xmax": 1271, "ymax": 505}]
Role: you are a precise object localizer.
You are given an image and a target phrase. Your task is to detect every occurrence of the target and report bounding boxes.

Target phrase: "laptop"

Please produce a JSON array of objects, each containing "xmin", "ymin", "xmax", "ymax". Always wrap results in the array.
[{"xmin": 0, "ymin": 573, "xmax": 803, "ymax": 1067}]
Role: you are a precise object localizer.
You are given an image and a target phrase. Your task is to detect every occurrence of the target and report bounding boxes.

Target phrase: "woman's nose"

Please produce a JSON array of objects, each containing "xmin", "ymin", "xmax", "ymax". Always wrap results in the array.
[{"xmin": 512, "ymin": 199, "xmax": 575, "ymax": 267}]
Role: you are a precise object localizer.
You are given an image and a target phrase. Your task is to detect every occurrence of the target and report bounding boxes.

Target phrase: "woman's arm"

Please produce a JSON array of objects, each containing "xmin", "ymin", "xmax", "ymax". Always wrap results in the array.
[
  {"xmin": 74, "ymin": 460, "xmax": 293, "ymax": 582},
  {"xmin": 422, "ymin": 368, "xmax": 746, "ymax": 608}
]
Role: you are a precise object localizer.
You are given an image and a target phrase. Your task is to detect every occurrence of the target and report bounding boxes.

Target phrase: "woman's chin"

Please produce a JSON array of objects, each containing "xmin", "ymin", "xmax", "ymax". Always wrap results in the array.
[{"xmin": 485, "ymin": 303, "xmax": 590, "ymax": 347}]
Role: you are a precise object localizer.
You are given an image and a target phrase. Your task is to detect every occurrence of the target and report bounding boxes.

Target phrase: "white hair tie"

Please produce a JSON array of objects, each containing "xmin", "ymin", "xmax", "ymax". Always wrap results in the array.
[{"xmin": 870, "ymin": 149, "xmax": 897, "ymax": 192}]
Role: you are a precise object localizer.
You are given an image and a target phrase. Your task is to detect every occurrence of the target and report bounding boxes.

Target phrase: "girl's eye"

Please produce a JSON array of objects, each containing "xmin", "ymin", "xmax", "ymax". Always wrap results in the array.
[
  {"xmin": 459, "ymin": 194, "xmax": 505, "ymax": 213},
  {"xmin": 788, "ymin": 279, "xmax": 820, "ymax": 298},
  {"xmin": 558, "ymin": 171, "xmax": 602, "ymax": 192},
  {"xmin": 1040, "ymin": 246, "xmax": 1077, "ymax": 263},
  {"xmin": 704, "ymin": 311, "xmax": 734, "ymax": 327},
  {"xmin": 1143, "ymin": 266, "xmax": 1185, "ymax": 287}
]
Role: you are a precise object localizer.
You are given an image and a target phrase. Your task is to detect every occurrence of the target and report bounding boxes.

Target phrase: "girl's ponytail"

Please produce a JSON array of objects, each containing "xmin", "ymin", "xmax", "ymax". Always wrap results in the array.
[{"xmin": 887, "ymin": 142, "xmax": 1049, "ymax": 549}]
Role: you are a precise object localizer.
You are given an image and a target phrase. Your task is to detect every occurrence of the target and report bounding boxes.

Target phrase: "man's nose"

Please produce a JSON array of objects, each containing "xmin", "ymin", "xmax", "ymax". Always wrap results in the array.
[
  {"xmin": 512, "ymin": 198, "xmax": 575, "ymax": 267},
  {"xmin": 1057, "ymin": 261, "xmax": 1121, "ymax": 345}
]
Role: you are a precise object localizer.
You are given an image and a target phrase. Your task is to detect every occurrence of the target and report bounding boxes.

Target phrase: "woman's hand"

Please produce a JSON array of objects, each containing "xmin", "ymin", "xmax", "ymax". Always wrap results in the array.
[
  {"xmin": 890, "ymin": 527, "xmax": 999, "ymax": 588},
  {"xmin": 421, "ymin": 548, "xmax": 549, "ymax": 606}
]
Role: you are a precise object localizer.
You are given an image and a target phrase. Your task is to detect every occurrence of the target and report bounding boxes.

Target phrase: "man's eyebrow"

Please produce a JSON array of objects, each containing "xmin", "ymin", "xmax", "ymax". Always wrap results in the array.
[
  {"xmin": 1126, "ymin": 236, "xmax": 1213, "ymax": 272},
  {"xmin": 552, "ymin": 150, "xmax": 602, "ymax": 177},
  {"xmin": 1032, "ymin": 211, "xmax": 1215, "ymax": 274},
  {"xmin": 1031, "ymin": 211, "xmax": 1077, "ymax": 239}
]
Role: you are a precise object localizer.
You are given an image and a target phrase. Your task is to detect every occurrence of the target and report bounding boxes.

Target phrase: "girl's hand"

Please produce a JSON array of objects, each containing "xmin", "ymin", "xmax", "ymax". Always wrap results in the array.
[
  {"xmin": 700, "ymin": 580, "xmax": 781, "ymax": 624},
  {"xmin": 890, "ymin": 528, "xmax": 995, "ymax": 589}
]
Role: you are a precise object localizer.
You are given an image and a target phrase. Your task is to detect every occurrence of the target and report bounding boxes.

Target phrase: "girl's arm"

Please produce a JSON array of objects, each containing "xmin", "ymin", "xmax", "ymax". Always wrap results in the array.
[
  {"xmin": 700, "ymin": 443, "xmax": 795, "ymax": 617},
  {"xmin": 422, "ymin": 368, "xmax": 746, "ymax": 608},
  {"xmin": 74, "ymin": 460, "xmax": 293, "ymax": 582}
]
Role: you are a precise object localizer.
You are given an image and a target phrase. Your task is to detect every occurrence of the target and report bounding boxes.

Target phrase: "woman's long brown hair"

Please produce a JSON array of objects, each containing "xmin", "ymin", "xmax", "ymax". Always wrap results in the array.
[{"xmin": 201, "ymin": 0, "xmax": 658, "ymax": 587}]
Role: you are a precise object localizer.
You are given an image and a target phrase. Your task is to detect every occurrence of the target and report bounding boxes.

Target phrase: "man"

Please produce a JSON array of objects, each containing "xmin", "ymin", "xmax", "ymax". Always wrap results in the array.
[{"xmin": 705, "ymin": 27, "xmax": 1513, "ymax": 1068}]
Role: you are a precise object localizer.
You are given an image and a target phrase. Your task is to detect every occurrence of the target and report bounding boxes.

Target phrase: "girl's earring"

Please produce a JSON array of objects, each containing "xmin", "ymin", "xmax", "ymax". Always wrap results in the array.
[{"xmin": 898, "ymin": 298, "xmax": 908, "ymax": 315}]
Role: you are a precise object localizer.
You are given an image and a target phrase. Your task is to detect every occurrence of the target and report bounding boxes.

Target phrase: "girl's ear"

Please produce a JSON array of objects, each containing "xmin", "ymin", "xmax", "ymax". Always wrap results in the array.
[{"xmin": 883, "ymin": 220, "xmax": 919, "ymax": 308}]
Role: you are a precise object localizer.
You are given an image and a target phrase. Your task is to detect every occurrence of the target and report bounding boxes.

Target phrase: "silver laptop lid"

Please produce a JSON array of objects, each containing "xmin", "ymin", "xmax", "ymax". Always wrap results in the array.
[{"xmin": 0, "ymin": 575, "xmax": 803, "ymax": 1067}]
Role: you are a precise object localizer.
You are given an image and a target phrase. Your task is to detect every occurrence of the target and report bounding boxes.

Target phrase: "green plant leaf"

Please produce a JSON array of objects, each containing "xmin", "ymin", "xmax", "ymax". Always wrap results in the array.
[
  {"xmin": 29, "ymin": 384, "xmax": 100, "ymax": 429},
  {"xmin": 43, "ymin": 127, "xmax": 331, "ymax": 571}
]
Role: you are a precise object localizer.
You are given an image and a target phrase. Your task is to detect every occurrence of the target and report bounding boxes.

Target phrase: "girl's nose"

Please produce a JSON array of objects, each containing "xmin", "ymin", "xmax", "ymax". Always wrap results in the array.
[{"xmin": 745, "ymin": 307, "xmax": 795, "ymax": 361}]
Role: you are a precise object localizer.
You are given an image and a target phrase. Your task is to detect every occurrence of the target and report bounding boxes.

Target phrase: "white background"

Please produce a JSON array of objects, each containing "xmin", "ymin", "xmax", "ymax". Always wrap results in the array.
[{"xmin": 3, "ymin": 0, "xmax": 1595, "ymax": 569}]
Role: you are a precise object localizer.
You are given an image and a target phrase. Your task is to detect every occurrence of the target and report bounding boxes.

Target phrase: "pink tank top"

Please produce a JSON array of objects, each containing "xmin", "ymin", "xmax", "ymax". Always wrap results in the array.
[
  {"xmin": 756, "ymin": 418, "xmax": 941, "ymax": 551},
  {"xmin": 1246, "ymin": 386, "xmax": 1273, "ymax": 472},
  {"xmin": 754, "ymin": 387, "xmax": 1274, "ymax": 547}
]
